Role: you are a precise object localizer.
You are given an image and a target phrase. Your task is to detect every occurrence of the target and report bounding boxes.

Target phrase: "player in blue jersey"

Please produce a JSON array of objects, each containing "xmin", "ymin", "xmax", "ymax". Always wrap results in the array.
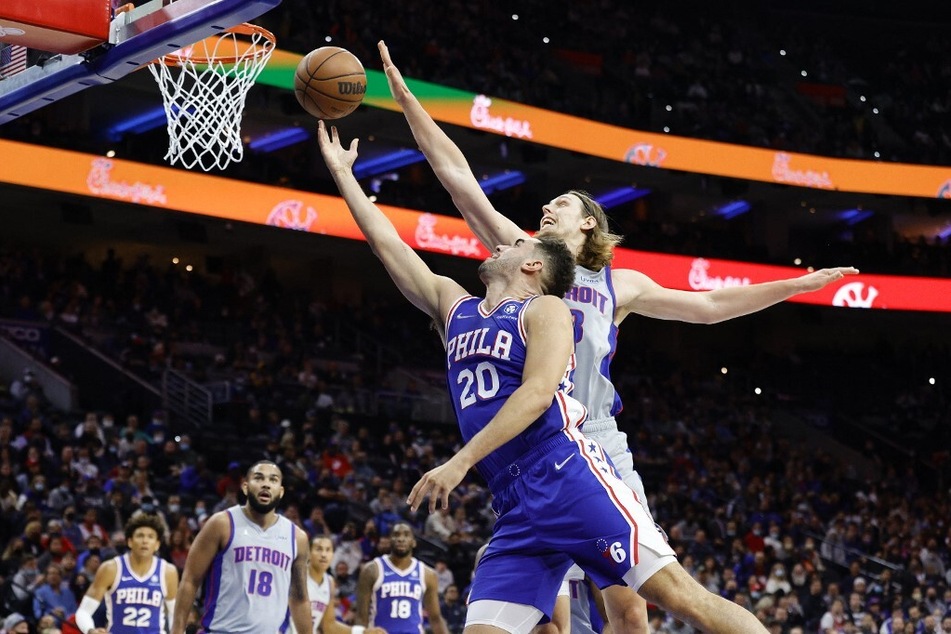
[
  {"xmin": 378, "ymin": 40, "xmax": 856, "ymax": 634},
  {"xmin": 170, "ymin": 460, "xmax": 312, "ymax": 634},
  {"xmin": 75, "ymin": 513, "xmax": 179, "ymax": 634},
  {"xmin": 318, "ymin": 120, "xmax": 768, "ymax": 634},
  {"xmin": 355, "ymin": 523, "xmax": 447, "ymax": 634}
]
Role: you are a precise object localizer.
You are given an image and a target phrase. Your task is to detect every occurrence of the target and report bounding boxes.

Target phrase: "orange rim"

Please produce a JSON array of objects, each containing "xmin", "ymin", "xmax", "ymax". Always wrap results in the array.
[{"xmin": 158, "ymin": 23, "xmax": 276, "ymax": 66}]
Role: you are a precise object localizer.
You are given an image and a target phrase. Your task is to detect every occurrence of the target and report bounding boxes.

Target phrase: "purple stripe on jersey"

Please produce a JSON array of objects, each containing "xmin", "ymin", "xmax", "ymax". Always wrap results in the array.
[
  {"xmin": 279, "ymin": 523, "xmax": 296, "ymax": 634},
  {"xmin": 201, "ymin": 513, "xmax": 234, "ymax": 629},
  {"xmin": 602, "ymin": 267, "xmax": 623, "ymax": 416}
]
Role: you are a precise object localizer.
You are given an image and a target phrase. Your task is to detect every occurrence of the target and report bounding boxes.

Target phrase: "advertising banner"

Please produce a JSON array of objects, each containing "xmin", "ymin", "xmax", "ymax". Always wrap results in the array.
[
  {"xmin": 257, "ymin": 50, "xmax": 951, "ymax": 200},
  {"xmin": 1, "ymin": 138, "xmax": 948, "ymax": 313}
]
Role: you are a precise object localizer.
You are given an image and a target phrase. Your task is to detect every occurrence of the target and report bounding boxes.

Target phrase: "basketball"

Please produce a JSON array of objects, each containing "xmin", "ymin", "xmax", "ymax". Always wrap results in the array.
[{"xmin": 294, "ymin": 47, "xmax": 367, "ymax": 120}]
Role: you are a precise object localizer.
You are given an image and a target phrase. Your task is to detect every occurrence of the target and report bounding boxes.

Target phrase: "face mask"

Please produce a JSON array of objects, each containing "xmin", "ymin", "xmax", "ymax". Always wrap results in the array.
[
  {"xmin": 153, "ymin": 434, "xmax": 164, "ymax": 443},
  {"xmin": 102, "ymin": 419, "xmax": 114, "ymax": 428},
  {"xmin": 179, "ymin": 443, "xmax": 190, "ymax": 451},
  {"xmin": 35, "ymin": 483, "xmax": 45, "ymax": 492},
  {"xmin": 168, "ymin": 504, "xmax": 180, "ymax": 514}
]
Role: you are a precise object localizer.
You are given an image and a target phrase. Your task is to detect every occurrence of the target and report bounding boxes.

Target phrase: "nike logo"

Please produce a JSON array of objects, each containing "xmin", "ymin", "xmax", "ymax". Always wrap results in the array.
[{"xmin": 554, "ymin": 455, "xmax": 574, "ymax": 471}]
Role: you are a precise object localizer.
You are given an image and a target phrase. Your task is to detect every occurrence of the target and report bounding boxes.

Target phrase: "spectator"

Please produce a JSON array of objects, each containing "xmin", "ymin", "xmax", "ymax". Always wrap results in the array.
[
  {"xmin": 765, "ymin": 563, "xmax": 792, "ymax": 596},
  {"xmin": 77, "ymin": 509, "xmax": 107, "ymax": 547},
  {"xmin": 45, "ymin": 481, "xmax": 75, "ymax": 514},
  {"xmin": 10, "ymin": 553, "xmax": 44, "ymax": 611},
  {"xmin": 331, "ymin": 521, "xmax": 363, "ymax": 575},
  {"xmin": 439, "ymin": 584, "xmax": 467, "ymax": 634},
  {"xmin": 32, "ymin": 564, "xmax": 77, "ymax": 622},
  {"xmin": 168, "ymin": 528, "xmax": 190, "ymax": 572},
  {"xmin": 424, "ymin": 507, "xmax": 456, "ymax": 543},
  {"xmin": 333, "ymin": 561, "xmax": 357, "ymax": 600},
  {"xmin": 215, "ymin": 461, "xmax": 243, "ymax": 498},
  {"xmin": 433, "ymin": 560, "xmax": 454, "ymax": 595},
  {"xmin": 819, "ymin": 597, "xmax": 850, "ymax": 633},
  {"xmin": 302, "ymin": 506, "xmax": 331, "ymax": 537},
  {"xmin": 2, "ymin": 613, "xmax": 29, "ymax": 634}
]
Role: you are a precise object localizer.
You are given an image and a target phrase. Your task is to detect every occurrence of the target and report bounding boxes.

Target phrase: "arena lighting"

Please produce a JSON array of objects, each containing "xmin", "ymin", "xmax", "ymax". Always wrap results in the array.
[
  {"xmin": 713, "ymin": 200, "xmax": 751, "ymax": 219},
  {"xmin": 106, "ymin": 105, "xmax": 167, "ymax": 140},
  {"xmin": 352, "ymin": 149, "xmax": 425, "ymax": 179},
  {"xmin": 479, "ymin": 170, "xmax": 526, "ymax": 195},
  {"xmin": 837, "ymin": 208, "xmax": 874, "ymax": 226},
  {"xmin": 247, "ymin": 127, "xmax": 309, "ymax": 153},
  {"xmin": 938, "ymin": 226, "xmax": 951, "ymax": 240},
  {"xmin": 594, "ymin": 186, "xmax": 651, "ymax": 209}
]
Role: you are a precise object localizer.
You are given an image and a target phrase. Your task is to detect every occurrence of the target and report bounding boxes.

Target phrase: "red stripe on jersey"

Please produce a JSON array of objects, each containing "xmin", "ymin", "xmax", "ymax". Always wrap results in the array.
[{"xmin": 575, "ymin": 438, "xmax": 640, "ymax": 565}]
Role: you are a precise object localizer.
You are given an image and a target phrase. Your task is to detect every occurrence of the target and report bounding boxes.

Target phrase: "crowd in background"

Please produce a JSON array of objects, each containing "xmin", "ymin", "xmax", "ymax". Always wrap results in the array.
[
  {"xmin": 1, "ymin": 2, "xmax": 951, "ymax": 632},
  {"xmin": 1, "ymin": 238, "xmax": 950, "ymax": 634},
  {"xmin": 2, "ymin": 2, "xmax": 951, "ymax": 279},
  {"xmin": 263, "ymin": 0, "xmax": 951, "ymax": 167}
]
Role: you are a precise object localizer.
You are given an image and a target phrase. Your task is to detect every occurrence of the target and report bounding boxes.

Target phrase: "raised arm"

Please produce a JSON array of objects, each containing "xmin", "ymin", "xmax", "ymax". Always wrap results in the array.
[
  {"xmin": 170, "ymin": 512, "xmax": 228, "ymax": 634},
  {"xmin": 614, "ymin": 266, "xmax": 860, "ymax": 325},
  {"xmin": 379, "ymin": 41, "xmax": 528, "ymax": 249},
  {"xmin": 406, "ymin": 294, "xmax": 575, "ymax": 512},
  {"xmin": 318, "ymin": 121, "xmax": 466, "ymax": 322}
]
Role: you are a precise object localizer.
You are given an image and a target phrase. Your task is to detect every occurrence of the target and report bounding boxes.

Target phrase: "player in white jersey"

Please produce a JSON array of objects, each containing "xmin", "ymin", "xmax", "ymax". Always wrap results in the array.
[
  {"xmin": 75, "ymin": 513, "xmax": 178, "ymax": 634},
  {"xmin": 378, "ymin": 40, "xmax": 857, "ymax": 634},
  {"xmin": 294, "ymin": 535, "xmax": 386, "ymax": 634},
  {"xmin": 171, "ymin": 460, "xmax": 312, "ymax": 634}
]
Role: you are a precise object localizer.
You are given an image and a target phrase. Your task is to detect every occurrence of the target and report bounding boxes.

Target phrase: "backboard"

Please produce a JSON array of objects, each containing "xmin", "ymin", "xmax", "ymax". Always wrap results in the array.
[{"xmin": 0, "ymin": 0, "xmax": 282, "ymax": 125}]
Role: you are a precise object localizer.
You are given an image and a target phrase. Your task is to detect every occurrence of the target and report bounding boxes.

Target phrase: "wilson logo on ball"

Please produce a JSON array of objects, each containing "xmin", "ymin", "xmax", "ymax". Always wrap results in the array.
[{"xmin": 337, "ymin": 82, "xmax": 366, "ymax": 95}]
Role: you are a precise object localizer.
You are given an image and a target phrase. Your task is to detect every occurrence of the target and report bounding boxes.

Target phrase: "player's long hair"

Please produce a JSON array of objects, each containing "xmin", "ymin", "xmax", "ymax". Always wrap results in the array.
[
  {"xmin": 535, "ymin": 236, "xmax": 576, "ymax": 298},
  {"xmin": 566, "ymin": 190, "xmax": 623, "ymax": 271}
]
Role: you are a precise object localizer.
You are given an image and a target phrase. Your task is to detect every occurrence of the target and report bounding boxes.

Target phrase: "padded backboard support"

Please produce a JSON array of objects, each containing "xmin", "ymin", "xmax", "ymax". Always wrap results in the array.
[
  {"xmin": 0, "ymin": 0, "xmax": 111, "ymax": 55},
  {"xmin": 0, "ymin": 0, "xmax": 281, "ymax": 125}
]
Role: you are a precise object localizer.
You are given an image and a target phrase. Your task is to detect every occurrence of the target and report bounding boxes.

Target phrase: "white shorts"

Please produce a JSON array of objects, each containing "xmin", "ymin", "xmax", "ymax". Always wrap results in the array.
[
  {"xmin": 467, "ymin": 599, "xmax": 544, "ymax": 634},
  {"xmin": 582, "ymin": 418, "xmax": 656, "ymax": 524}
]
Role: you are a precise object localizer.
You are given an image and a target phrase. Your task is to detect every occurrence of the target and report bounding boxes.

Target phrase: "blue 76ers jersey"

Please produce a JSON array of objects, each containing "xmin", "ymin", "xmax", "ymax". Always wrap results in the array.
[
  {"xmin": 445, "ymin": 295, "xmax": 586, "ymax": 488},
  {"xmin": 106, "ymin": 554, "xmax": 169, "ymax": 634},
  {"xmin": 369, "ymin": 556, "xmax": 426, "ymax": 634}
]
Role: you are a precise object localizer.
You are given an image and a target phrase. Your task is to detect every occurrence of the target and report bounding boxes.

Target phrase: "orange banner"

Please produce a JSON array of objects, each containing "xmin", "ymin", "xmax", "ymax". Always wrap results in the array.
[
  {"xmin": 0, "ymin": 139, "xmax": 486, "ymax": 258},
  {"xmin": 372, "ymin": 95, "xmax": 951, "ymax": 199},
  {"xmin": 2, "ymin": 138, "xmax": 950, "ymax": 313},
  {"xmin": 265, "ymin": 52, "xmax": 951, "ymax": 199}
]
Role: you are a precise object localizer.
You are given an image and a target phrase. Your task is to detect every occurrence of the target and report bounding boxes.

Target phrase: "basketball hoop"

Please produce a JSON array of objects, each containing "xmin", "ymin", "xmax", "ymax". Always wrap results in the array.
[{"xmin": 147, "ymin": 23, "xmax": 275, "ymax": 171}]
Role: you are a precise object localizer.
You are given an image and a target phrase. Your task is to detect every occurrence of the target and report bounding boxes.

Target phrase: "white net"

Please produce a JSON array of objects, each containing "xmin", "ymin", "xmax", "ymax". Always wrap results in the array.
[{"xmin": 147, "ymin": 25, "xmax": 275, "ymax": 172}]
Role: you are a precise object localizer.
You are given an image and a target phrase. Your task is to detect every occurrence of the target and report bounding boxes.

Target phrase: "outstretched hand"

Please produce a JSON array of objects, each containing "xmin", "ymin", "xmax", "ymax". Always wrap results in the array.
[
  {"xmin": 797, "ymin": 267, "xmax": 860, "ymax": 292},
  {"xmin": 406, "ymin": 457, "xmax": 469, "ymax": 514},
  {"xmin": 317, "ymin": 119, "xmax": 359, "ymax": 175},
  {"xmin": 378, "ymin": 40, "xmax": 412, "ymax": 105}
]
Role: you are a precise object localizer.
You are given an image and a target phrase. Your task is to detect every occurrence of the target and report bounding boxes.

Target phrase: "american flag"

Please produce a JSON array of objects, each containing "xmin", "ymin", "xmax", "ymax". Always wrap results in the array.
[{"xmin": 0, "ymin": 44, "xmax": 28, "ymax": 79}]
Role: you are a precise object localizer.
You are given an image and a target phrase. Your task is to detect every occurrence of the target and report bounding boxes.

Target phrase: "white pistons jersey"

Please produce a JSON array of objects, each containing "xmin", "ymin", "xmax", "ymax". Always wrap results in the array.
[
  {"xmin": 564, "ymin": 265, "xmax": 621, "ymax": 421},
  {"xmin": 307, "ymin": 573, "xmax": 332, "ymax": 633},
  {"xmin": 200, "ymin": 506, "xmax": 297, "ymax": 634}
]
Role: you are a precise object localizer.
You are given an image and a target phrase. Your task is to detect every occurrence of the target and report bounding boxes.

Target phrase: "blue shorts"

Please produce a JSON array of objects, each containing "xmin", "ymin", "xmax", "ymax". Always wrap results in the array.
[{"xmin": 470, "ymin": 432, "xmax": 675, "ymax": 619}]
